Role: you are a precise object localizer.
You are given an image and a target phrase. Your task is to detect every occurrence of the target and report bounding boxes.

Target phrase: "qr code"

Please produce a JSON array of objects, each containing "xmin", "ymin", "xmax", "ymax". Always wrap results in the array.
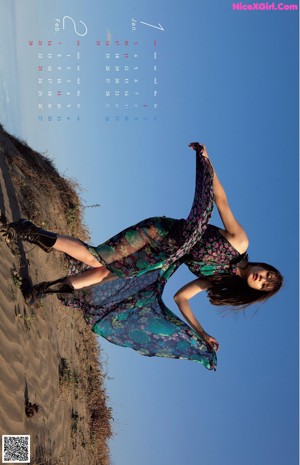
[{"xmin": 2, "ymin": 435, "xmax": 30, "ymax": 463}]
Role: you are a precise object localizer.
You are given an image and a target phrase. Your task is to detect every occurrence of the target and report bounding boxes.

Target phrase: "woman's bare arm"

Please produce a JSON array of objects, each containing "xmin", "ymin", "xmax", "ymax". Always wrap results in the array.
[
  {"xmin": 189, "ymin": 143, "xmax": 248, "ymax": 252},
  {"xmin": 213, "ymin": 170, "xmax": 248, "ymax": 244},
  {"xmin": 174, "ymin": 278, "xmax": 220, "ymax": 352}
]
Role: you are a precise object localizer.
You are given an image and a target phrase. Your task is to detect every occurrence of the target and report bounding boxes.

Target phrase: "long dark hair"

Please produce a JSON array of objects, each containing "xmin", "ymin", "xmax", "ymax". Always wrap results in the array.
[{"xmin": 206, "ymin": 261, "xmax": 283, "ymax": 309}]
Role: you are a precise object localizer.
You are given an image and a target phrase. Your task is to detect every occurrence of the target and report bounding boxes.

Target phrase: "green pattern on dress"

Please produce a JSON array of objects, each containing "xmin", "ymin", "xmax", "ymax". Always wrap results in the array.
[{"xmin": 59, "ymin": 153, "xmax": 245, "ymax": 371}]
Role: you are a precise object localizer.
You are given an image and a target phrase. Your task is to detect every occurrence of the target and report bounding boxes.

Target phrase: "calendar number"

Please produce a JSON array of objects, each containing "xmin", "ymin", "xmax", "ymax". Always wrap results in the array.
[{"xmin": 62, "ymin": 16, "xmax": 88, "ymax": 37}]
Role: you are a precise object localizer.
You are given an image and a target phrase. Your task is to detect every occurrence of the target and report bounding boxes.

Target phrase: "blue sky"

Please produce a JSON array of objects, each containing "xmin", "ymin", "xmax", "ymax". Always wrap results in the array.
[{"xmin": 0, "ymin": 1, "xmax": 299, "ymax": 464}]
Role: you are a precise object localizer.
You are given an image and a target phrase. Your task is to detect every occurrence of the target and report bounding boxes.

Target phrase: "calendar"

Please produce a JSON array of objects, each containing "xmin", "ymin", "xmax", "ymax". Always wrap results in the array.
[
  {"xmin": 0, "ymin": 3, "xmax": 298, "ymax": 465},
  {"xmin": 27, "ymin": 30, "xmax": 159, "ymax": 123},
  {"xmin": 29, "ymin": 39, "xmax": 82, "ymax": 122}
]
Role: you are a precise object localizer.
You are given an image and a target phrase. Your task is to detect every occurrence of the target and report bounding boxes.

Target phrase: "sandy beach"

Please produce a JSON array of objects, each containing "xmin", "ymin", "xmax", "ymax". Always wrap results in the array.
[{"xmin": 0, "ymin": 128, "xmax": 112, "ymax": 465}]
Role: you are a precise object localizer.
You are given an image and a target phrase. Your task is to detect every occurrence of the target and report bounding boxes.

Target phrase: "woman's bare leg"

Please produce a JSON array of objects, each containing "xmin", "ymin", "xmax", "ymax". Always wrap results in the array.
[
  {"xmin": 65, "ymin": 268, "xmax": 114, "ymax": 290},
  {"xmin": 53, "ymin": 235, "xmax": 118, "ymax": 290},
  {"xmin": 54, "ymin": 235, "xmax": 102, "ymax": 268}
]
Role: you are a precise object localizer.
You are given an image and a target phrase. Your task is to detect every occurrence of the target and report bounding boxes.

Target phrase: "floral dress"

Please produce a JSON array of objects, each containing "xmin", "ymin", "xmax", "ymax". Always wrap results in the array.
[{"xmin": 59, "ymin": 154, "xmax": 245, "ymax": 371}]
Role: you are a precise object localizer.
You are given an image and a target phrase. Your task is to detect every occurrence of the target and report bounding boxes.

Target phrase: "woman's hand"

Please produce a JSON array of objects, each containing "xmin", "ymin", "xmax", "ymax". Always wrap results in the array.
[
  {"xmin": 197, "ymin": 330, "xmax": 220, "ymax": 352},
  {"xmin": 188, "ymin": 142, "xmax": 209, "ymax": 158}
]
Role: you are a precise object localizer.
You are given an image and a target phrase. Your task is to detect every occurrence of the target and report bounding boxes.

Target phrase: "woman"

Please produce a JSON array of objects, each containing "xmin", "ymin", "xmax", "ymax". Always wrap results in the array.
[{"xmin": 1, "ymin": 143, "xmax": 282, "ymax": 371}]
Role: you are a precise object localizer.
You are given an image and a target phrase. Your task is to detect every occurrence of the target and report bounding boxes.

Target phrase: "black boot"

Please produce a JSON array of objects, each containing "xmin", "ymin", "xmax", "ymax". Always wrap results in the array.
[
  {"xmin": 1, "ymin": 218, "xmax": 58, "ymax": 253},
  {"xmin": 23, "ymin": 277, "xmax": 74, "ymax": 304}
]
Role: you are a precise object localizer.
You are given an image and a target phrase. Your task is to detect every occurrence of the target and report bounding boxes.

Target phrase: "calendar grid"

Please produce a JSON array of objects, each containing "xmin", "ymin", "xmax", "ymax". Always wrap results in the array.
[{"xmin": 27, "ymin": 38, "xmax": 159, "ymax": 123}]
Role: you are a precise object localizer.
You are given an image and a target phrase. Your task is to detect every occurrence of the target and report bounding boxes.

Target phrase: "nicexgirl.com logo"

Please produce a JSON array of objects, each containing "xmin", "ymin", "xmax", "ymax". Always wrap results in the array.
[{"xmin": 232, "ymin": 2, "xmax": 298, "ymax": 10}]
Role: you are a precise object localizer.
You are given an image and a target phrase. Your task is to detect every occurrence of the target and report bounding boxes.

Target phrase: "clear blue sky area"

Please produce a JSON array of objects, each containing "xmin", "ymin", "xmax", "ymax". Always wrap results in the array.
[{"xmin": 0, "ymin": 1, "xmax": 299, "ymax": 464}]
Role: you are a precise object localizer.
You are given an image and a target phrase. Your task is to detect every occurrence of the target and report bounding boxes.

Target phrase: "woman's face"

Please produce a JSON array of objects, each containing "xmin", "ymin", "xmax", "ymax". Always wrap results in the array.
[{"xmin": 247, "ymin": 266, "xmax": 276, "ymax": 291}]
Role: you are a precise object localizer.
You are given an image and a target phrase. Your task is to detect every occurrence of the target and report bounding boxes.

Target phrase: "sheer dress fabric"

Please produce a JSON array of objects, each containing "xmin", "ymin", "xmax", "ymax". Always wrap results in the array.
[{"xmin": 60, "ymin": 154, "xmax": 244, "ymax": 371}]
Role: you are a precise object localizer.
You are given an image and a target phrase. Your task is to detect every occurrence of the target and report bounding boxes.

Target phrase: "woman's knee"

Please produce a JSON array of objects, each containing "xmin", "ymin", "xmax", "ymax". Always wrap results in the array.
[
  {"xmin": 85, "ymin": 255, "xmax": 102, "ymax": 268},
  {"xmin": 94, "ymin": 266, "xmax": 110, "ymax": 280}
]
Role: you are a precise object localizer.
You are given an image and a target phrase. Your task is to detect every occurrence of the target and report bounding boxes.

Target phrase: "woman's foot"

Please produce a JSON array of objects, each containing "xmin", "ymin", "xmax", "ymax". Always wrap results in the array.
[
  {"xmin": 1, "ymin": 218, "xmax": 57, "ymax": 252},
  {"xmin": 23, "ymin": 278, "xmax": 74, "ymax": 305}
]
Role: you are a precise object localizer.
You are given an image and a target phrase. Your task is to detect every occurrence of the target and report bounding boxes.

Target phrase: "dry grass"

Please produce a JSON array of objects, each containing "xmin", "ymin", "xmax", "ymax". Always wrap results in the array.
[
  {"xmin": 0, "ymin": 124, "xmax": 113, "ymax": 465},
  {"xmin": 0, "ymin": 123, "xmax": 89, "ymax": 240}
]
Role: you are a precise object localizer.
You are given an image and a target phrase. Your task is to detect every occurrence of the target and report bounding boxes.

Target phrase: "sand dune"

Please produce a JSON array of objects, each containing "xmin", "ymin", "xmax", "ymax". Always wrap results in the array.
[{"xmin": 0, "ymin": 129, "xmax": 111, "ymax": 465}]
